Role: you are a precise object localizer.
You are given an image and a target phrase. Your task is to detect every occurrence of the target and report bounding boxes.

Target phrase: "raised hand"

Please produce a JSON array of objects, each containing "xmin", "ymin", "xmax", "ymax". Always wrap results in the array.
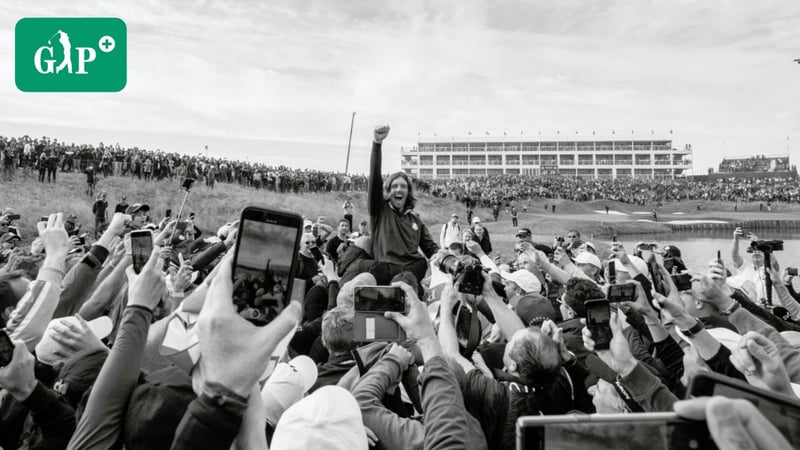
[
  {"xmin": 374, "ymin": 125, "xmax": 390, "ymax": 144},
  {"xmin": 729, "ymin": 331, "xmax": 794, "ymax": 397}
]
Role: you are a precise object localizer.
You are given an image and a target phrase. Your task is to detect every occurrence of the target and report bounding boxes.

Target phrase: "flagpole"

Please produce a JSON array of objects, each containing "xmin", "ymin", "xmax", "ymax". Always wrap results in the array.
[{"xmin": 344, "ymin": 111, "xmax": 356, "ymax": 174}]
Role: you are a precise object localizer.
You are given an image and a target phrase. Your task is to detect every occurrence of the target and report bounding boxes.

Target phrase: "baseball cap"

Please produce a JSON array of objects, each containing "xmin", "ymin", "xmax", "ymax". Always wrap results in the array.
[
  {"xmin": 35, "ymin": 316, "xmax": 113, "ymax": 365},
  {"xmin": 271, "ymin": 386, "xmax": 368, "ymax": 450},
  {"xmin": 613, "ymin": 255, "xmax": 649, "ymax": 276},
  {"xmin": 303, "ymin": 219, "xmax": 314, "ymax": 229},
  {"xmin": 500, "ymin": 270, "xmax": 542, "ymax": 294},
  {"xmin": 126, "ymin": 203, "xmax": 151, "ymax": 215},
  {"xmin": 515, "ymin": 294, "xmax": 556, "ymax": 326},
  {"xmin": 471, "ymin": 217, "xmax": 481, "ymax": 224},
  {"xmin": 662, "ymin": 245, "xmax": 682, "ymax": 258},
  {"xmin": 261, "ymin": 355, "xmax": 319, "ymax": 427},
  {"xmin": 515, "ymin": 228, "xmax": 532, "ymax": 238},
  {"xmin": 575, "ymin": 252, "xmax": 602, "ymax": 269},
  {"xmin": 451, "ymin": 214, "xmax": 459, "ymax": 218}
]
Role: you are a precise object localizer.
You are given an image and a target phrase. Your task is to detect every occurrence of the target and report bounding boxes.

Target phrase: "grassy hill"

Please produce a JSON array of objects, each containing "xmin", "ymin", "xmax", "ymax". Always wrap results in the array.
[{"xmin": 4, "ymin": 172, "xmax": 799, "ymax": 259}]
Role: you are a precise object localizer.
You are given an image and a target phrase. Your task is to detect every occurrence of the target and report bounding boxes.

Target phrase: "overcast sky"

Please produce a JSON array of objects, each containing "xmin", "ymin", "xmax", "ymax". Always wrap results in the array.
[{"xmin": 1, "ymin": 0, "xmax": 798, "ymax": 174}]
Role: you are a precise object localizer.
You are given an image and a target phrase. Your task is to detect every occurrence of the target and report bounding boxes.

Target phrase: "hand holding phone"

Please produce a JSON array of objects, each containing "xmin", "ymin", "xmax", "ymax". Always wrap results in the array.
[
  {"xmin": 126, "ymin": 230, "xmax": 154, "ymax": 274},
  {"xmin": 231, "ymin": 207, "xmax": 303, "ymax": 326},
  {"xmin": 583, "ymin": 305, "xmax": 637, "ymax": 375},
  {"xmin": 353, "ymin": 286, "xmax": 406, "ymax": 342}
]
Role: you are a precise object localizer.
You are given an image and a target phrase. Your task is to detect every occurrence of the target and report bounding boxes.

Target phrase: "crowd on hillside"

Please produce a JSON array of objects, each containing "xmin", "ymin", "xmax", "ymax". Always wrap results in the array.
[
  {"xmin": 0, "ymin": 125, "xmax": 797, "ymax": 449},
  {"xmin": 719, "ymin": 155, "xmax": 792, "ymax": 173},
  {"xmin": 424, "ymin": 175, "xmax": 800, "ymax": 206},
  {"xmin": 0, "ymin": 135, "xmax": 367, "ymax": 193}
]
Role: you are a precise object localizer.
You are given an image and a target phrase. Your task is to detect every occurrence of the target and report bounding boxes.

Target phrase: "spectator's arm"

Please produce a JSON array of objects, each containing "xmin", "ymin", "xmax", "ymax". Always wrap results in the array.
[
  {"xmin": 22, "ymin": 382, "xmax": 77, "ymax": 449},
  {"xmin": 67, "ymin": 306, "xmax": 153, "ymax": 449},
  {"xmin": 352, "ymin": 352, "xmax": 425, "ymax": 450},
  {"xmin": 728, "ymin": 307, "xmax": 800, "ymax": 382},
  {"xmin": 480, "ymin": 285, "xmax": 524, "ymax": 341},
  {"xmin": 618, "ymin": 362, "xmax": 679, "ymax": 412},
  {"xmin": 702, "ymin": 344, "xmax": 747, "ymax": 381},
  {"xmin": 327, "ymin": 280, "xmax": 340, "ymax": 310},
  {"xmin": 53, "ymin": 244, "xmax": 109, "ymax": 319},
  {"xmin": 421, "ymin": 356, "xmax": 474, "ymax": 450},
  {"xmin": 537, "ymin": 257, "xmax": 570, "ymax": 286},
  {"xmin": 190, "ymin": 241, "xmax": 227, "ymax": 272},
  {"xmin": 730, "ymin": 289, "xmax": 800, "ymax": 332},
  {"xmin": 438, "ymin": 290, "xmax": 475, "ymax": 373},
  {"xmin": 731, "ymin": 229, "xmax": 744, "ymax": 269},
  {"xmin": 439, "ymin": 224, "xmax": 447, "ymax": 249},
  {"xmin": 171, "ymin": 389, "xmax": 247, "ymax": 450},
  {"xmin": 773, "ymin": 278, "xmax": 800, "ymax": 320},
  {"xmin": 77, "ymin": 262, "xmax": 128, "ymax": 321}
]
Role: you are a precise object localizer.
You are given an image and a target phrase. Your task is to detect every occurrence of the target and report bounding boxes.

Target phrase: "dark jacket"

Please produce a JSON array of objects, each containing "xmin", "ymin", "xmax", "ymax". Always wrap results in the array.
[{"xmin": 368, "ymin": 142, "xmax": 438, "ymax": 267}]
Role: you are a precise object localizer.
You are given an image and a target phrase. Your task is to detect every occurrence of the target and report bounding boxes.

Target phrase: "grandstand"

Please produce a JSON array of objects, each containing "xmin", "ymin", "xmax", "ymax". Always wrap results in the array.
[
  {"xmin": 400, "ymin": 135, "xmax": 692, "ymax": 180},
  {"xmin": 718, "ymin": 155, "xmax": 791, "ymax": 173}
]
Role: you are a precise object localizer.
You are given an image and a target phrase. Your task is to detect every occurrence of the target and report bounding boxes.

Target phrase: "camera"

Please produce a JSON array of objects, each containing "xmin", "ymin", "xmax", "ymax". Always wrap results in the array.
[
  {"xmin": 749, "ymin": 240, "xmax": 784, "ymax": 253},
  {"xmin": 438, "ymin": 254, "xmax": 485, "ymax": 295},
  {"xmin": 789, "ymin": 268, "xmax": 798, "ymax": 277},
  {"xmin": 6, "ymin": 214, "xmax": 20, "ymax": 221}
]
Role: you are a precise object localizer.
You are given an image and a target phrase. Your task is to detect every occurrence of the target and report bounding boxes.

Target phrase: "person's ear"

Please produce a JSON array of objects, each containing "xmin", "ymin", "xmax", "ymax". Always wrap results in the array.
[
  {"xmin": 506, "ymin": 359, "xmax": 517, "ymax": 374},
  {"xmin": 2, "ymin": 306, "xmax": 12, "ymax": 322}
]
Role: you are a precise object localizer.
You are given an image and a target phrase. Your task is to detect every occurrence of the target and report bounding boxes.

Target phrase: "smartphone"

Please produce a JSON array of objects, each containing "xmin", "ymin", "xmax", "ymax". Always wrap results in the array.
[
  {"xmin": 7, "ymin": 214, "xmax": 20, "ymax": 221},
  {"xmin": 612, "ymin": 235, "xmax": 618, "ymax": 243},
  {"xmin": 40, "ymin": 216, "xmax": 48, "ymax": 222},
  {"xmin": 127, "ymin": 230, "xmax": 153, "ymax": 274},
  {"xmin": 0, "ymin": 329, "xmax": 14, "ymax": 367},
  {"xmin": 517, "ymin": 413, "xmax": 717, "ymax": 450},
  {"xmin": 788, "ymin": 268, "xmax": 798, "ymax": 277},
  {"xmin": 166, "ymin": 209, "xmax": 172, "ymax": 219},
  {"xmin": 353, "ymin": 286, "xmax": 406, "ymax": 342},
  {"xmin": 231, "ymin": 207, "xmax": 303, "ymax": 326},
  {"xmin": 585, "ymin": 299, "xmax": 612, "ymax": 350},
  {"xmin": 671, "ymin": 273, "xmax": 693, "ymax": 292},
  {"xmin": 607, "ymin": 260, "xmax": 616, "ymax": 284},
  {"xmin": 687, "ymin": 371, "xmax": 800, "ymax": 444},
  {"xmin": 181, "ymin": 178, "xmax": 195, "ymax": 191},
  {"xmin": 607, "ymin": 284, "xmax": 637, "ymax": 303},
  {"xmin": 78, "ymin": 233, "xmax": 89, "ymax": 246},
  {"xmin": 716, "ymin": 250, "xmax": 721, "ymax": 261}
]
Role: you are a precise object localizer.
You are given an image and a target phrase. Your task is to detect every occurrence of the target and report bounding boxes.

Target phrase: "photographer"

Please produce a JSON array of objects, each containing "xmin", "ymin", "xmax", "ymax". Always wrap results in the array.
[{"xmin": 368, "ymin": 125, "xmax": 439, "ymax": 288}]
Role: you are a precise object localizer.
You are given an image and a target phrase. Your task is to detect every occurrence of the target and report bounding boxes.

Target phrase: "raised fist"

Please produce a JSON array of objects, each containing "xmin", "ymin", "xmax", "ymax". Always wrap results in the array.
[{"xmin": 374, "ymin": 125, "xmax": 390, "ymax": 144}]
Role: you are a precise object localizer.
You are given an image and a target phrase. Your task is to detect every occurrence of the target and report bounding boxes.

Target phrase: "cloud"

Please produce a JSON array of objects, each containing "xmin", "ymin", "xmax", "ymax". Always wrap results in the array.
[{"xmin": 0, "ymin": 0, "xmax": 798, "ymax": 174}]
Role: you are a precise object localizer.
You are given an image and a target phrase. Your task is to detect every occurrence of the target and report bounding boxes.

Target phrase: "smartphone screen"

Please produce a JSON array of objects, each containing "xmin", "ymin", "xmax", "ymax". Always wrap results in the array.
[
  {"xmin": 0, "ymin": 330, "xmax": 14, "ymax": 367},
  {"xmin": 232, "ymin": 207, "xmax": 302, "ymax": 326},
  {"xmin": 521, "ymin": 416, "xmax": 716, "ymax": 450},
  {"xmin": 607, "ymin": 260, "xmax": 616, "ymax": 284},
  {"xmin": 130, "ymin": 231, "xmax": 153, "ymax": 274},
  {"xmin": 607, "ymin": 284, "xmax": 636, "ymax": 303},
  {"xmin": 166, "ymin": 209, "xmax": 172, "ymax": 218},
  {"xmin": 688, "ymin": 372, "xmax": 800, "ymax": 444},
  {"xmin": 586, "ymin": 300, "xmax": 612, "ymax": 350},
  {"xmin": 354, "ymin": 286, "xmax": 405, "ymax": 312}
]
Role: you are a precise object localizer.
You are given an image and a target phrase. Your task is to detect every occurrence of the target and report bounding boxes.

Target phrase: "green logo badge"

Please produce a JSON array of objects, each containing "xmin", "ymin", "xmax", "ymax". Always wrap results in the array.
[{"xmin": 15, "ymin": 18, "xmax": 127, "ymax": 92}]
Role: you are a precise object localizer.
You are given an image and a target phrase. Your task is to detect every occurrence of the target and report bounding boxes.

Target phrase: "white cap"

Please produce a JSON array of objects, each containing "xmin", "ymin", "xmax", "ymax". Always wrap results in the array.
[
  {"xmin": 500, "ymin": 270, "xmax": 542, "ymax": 294},
  {"xmin": 271, "ymin": 386, "xmax": 368, "ymax": 450},
  {"xmin": 471, "ymin": 216, "xmax": 481, "ymax": 224},
  {"xmin": 36, "ymin": 316, "xmax": 113, "ymax": 365},
  {"xmin": 575, "ymin": 252, "xmax": 602, "ymax": 269},
  {"xmin": 261, "ymin": 355, "xmax": 318, "ymax": 426},
  {"xmin": 613, "ymin": 255, "xmax": 649, "ymax": 277}
]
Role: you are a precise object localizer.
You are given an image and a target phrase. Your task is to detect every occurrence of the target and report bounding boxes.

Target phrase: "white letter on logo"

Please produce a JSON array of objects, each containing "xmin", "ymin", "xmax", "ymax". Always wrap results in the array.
[
  {"xmin": 75, "ymin": 47, "xmax": 96, "ymax": 74},
  {"xmin": 34, "ymin": 46, "xmax": 55, "ymax": 74}
]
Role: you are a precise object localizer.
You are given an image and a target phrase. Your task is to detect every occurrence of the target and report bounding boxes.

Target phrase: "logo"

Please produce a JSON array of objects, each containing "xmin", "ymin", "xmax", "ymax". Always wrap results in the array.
[{"xmin": 16, "ymin": 18, "xmax": 126, "ymax": 92}]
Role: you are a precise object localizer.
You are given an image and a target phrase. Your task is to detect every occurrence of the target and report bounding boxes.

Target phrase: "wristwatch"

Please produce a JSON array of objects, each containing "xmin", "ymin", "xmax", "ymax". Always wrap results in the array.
[
  {"xmin": 719, "ymin": 301, "xmax": 741, "ymax": 316},
  {"xmin": 680, "ymin": 320, "xmax": 705, "ymax": 338}
]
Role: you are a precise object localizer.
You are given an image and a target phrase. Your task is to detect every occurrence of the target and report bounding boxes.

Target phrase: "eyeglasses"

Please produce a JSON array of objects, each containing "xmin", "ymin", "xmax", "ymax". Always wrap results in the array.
[
  {"xmin": 304, "ymin": 241, "xmax": 314, "ymax": 245},
  {"xmin": 567, "ymin": 235, "xmax": 578, "ymax": 239}
]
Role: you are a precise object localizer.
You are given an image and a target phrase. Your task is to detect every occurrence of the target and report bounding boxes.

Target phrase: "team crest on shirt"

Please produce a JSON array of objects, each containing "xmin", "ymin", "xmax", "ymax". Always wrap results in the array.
[{"xmin": 411, "ymin": 222, "xmax": 418, "ymax": 231}]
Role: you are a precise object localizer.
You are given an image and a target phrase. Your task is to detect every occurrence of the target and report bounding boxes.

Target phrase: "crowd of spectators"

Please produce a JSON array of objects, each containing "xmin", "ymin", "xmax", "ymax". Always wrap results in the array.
[
  {"xmin": 718, "ymin": 155, "xmax": 792, "ymax": 173},
  {"xmin": 0, "ymin": 127, "xmax": 797, "ymax": 449},
  {"xmin": 0, "ymin": 135, "xmax": 368, "ymax": 193},
  {"xmin": 424, "ymin": 175, "xmax": 800, "ymax": 206}
]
